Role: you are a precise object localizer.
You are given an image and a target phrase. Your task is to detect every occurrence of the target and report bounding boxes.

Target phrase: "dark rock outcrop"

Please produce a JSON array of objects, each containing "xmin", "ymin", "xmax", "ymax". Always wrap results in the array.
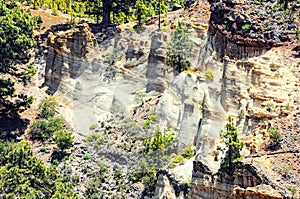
[{"xmin": 208, "ymin": 0, "xmax": 297, "ymax": 59}]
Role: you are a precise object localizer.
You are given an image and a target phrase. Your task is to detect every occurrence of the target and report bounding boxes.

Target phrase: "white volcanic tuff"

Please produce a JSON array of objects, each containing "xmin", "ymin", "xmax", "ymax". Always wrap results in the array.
[
  {"xmin": 155, "ymin": 71, "xmax": 226, "ymax": 153},
  {"xmin": 45, "ymin": 22, "xmax": 226, "ymax": 159},
  {"xmin": 45, "ymin": 22, "xmax": 297, "ymax": 170}
]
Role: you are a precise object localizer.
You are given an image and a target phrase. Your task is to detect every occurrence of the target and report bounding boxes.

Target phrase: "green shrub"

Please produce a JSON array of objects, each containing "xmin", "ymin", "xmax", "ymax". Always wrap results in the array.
[
  {"xmin": 161, "ymin": 27, "xmax": 168, "ymax": 32},
  {"xmin": 268, "ymin": 127, "xmax": 283, "ymax": 144},
  {"xmin": 48, "ymin": 137, "xmax": 54, "ymax": 142},
  {"xmin": 85, "ymin": 132, "xmax": 100, "ymax": 142},
  {"xmin": 89, "ymin": 123, "xmax": 98, "ymax": 130},
  {"xmin": 40, "ymin": 147, "xmax": 47, "ymax": 152},
  {"xmin": 182, "ymin": 145, "xmax": 195, "ymax": 158},
  {"xmin": 143, "ymin": 119, "xmax": 153, "ymax": 128},
  {"xmin": 285, "ymin": 103, "xmax": 291, "ymax": 111},
  {"xmin": 23, "ymin": 65, "xmax": 37, "ymax": 82},
  {"xmin": 38, "ymin": 97, "xmax": 58, "ymax": 119},
  {"xmin": 173, "ymin": 154, "xmax": 184, "ymax": 163},
  {"xmin": 204, "ymin": 69, "xmax": 214, "ymax": 80},
  {"xmin": 55, "ymin": 129, "xmax": 74, "ymax": 151},
  {"xmin": 29, "ymin": 119, "xmax": 49, "ymax": 140},
  {"xmin": 29, "ymin": 116, "xmax": 64, "ymax": 140},
  {"xmin": 254, "ymin": 0, "xmax": 261, "ymax": 5},
  {"xmin": 47, "ymin": 116, "xmax": 65, "ymax": 131},
  {"xmin": 287, "ymin": 186, "xmax": 297, "ymax": 196},
  {"xmin": 282, "ymin": 166, "xmax": 294, "ymax": 175},
  {"xmin": 83, "ymin": 153, "xmax": 91, "ymax": 159},
  {"xmin": 113, "ymin": 165, "xmax": 122, "ymax": 179},
  {"xmin": 85, "ymin": 132, "xmax": 106, "ymax": 145},
  {"xmin": 242, "ymin": 23, "xmax": 252, "ymax": 30},
  {"xmin": 96, "ymin": 135, "xmax": 106, "ymax": 145},
  {"xmin": 168, "ymin": 163, "xmax": 176, "ymax": 169}
]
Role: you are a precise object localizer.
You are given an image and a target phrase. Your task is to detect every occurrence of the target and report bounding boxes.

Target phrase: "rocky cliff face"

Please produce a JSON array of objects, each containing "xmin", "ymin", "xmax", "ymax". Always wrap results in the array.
[
  {"xmin": 45, "ymin": 23, "xmax": 156, "ymax": 133},
  {"xmin": 42, "ymin": 1, "xmax": 300, "ymax": 198}
]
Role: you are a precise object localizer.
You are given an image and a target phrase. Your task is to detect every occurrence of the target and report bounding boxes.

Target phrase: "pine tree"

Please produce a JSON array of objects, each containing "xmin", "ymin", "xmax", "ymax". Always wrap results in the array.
[
  {"xmin": 219, "ymin": 116, "xmax": 244, "ymax": 171},
  {"xmin": 55, "ymin": 129, "xmax": 74, "ymax": 152},
  {"xmin": 166, "ymin": 22, "xmax": 193, "ymax": 73},
  {"xmin": 135, "ymin": 0, "xmax": 148, "ymax": 26},
  {"xmin": 0, "ymin": 140, "xmax": 78, "ymax": 198},
  {"xmin": 0, "ymin": 1, "xmax": 36, "ymax": 111}
]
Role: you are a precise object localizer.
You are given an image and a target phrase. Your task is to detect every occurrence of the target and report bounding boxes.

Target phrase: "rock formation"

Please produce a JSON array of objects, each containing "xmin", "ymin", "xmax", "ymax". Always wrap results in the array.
[
  {"xmin": 41, "ymin": 0, "xmax": 300, "ymax": 198},
  {"xmin": 189, "ymin": 161, "xmax": 284, "ymax": 199}
]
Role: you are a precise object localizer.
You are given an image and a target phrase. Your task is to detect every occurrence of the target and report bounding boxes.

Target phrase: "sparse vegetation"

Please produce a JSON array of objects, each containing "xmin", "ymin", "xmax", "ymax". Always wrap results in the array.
[
  {"xmin": 173, "ymin": 154, "xmax": 184, "ymax": 163},
  {"xmin": 282, "ymin": 166, "xmax": 294, "ymax": 175},
  {"xmin": 204, "ymin": 69, "xmax": 214, "ymax": 80},
  {"xmin": 268, "ymin": 127, "xmax": 283, "ymax": 144},
  {"xmin": 83, "ymin": 153, "xmax": 91, "ymax": 160},
  {"xmin": 182, "ymin": 145, "xmax": 195, "ymax": 158},
  {"xmin": 29, "ymin": 116, "xmax": 65, "ymax": 141},
  {"xmin": 287, "ymin": 185, "xmax": 297, "ymax": 196},
  {"xmin": 89, "ymin": 123, "xmax": 99, "ymax": 130},
  {"xmin": 38, "ymin": 97, "xmax": 58, "ymax": 119},
  {"xmin": 242, "ymin": 23, "xmax": 252, "ymax": 30},
  {"xmin": 55, "ymin": 129, "xmax": 74, "ymax": 152}
]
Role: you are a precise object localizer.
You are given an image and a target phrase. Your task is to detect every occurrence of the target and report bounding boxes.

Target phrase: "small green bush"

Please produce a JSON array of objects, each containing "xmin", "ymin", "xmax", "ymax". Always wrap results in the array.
[
  {"xmin": 113, "ymin": 165, "xmax": 122, "ymax": 179},
  {"xmin": 55, "ymin": 129, "xmax": 74, "ymax": 151},
  {"xmin": 96, "ymin": 135, "xmax": 106, "ymax": 145},
  {"xmin": 182, "ymin": 145, "xmax": 195, "ymax": 158},
  {"xmin": 89, "ymin": 123, "xmax": 98, "ymax": 130},
  {"xmin": 242, "ymin": 23, "xmax": 252, "ymax": 30},
  {"xmin": 173, "ymin": 154, "xmax": 184, "ymax": 163},
  {"xmin": 285, "ymin": 103, "xmax": 291, "ymax": 111},
  {"xmin": 168, "ymin": 163, "xmax": 176, "ymax": 169},
  {"xmin": 143, "ymin": 120, "xmax": 153, "ymax": 128},
  {"xmin": 268, "ymin": 127, "xmax": 283, "ymax": 144},
  {"xmin": 282, "ymin": 166, "xmax": 294, "ymax": 175},
  {"xmin": 161, "ymin": 27, "xmax": 168, "ymax": 32},
  {"xmin": 38, "ymin": 97, "xmax": 58, "ymax": 119},
  {"xmin": 265, "ymin": 101, "xmax": 274, "ymax": 112},
  {"xmin": 85, "ymin": 132, "xmax": 100, "ymax": 142},
  {"xmin": 83, "ymin": 153, "xmax": 91, "ymax": 159},
  {"xmin": 204, "ymin": 69, "xmax": 214, "ymax": 80},
  {"xmin": 40, "ymin": 147, "xmax": 47, "ymax": 152},
  {"xmin": 287, "ymin": 186, "xmax": 297, "ymax": 196},
  {"xmin": 29, "ymin": 116, "xmax": 64, "ymax": 141}
]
